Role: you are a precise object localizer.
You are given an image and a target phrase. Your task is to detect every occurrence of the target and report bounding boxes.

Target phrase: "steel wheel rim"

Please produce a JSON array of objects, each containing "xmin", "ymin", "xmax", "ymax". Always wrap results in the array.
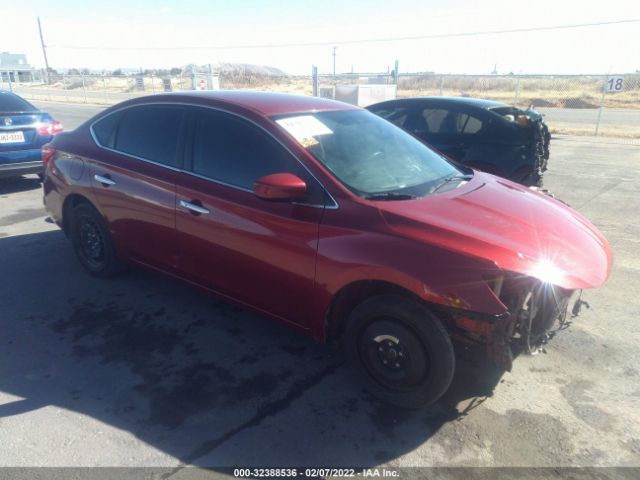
[
  {"xmin": 358, "ymin": 318, "xmax": 430, "ymax": 391},
  {"xmin": 78, "ymin": 218, "xmax": 105, "ymax": 269}
]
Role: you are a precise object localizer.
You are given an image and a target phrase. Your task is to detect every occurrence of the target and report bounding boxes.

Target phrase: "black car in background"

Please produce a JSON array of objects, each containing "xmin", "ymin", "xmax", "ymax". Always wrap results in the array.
[
  {"xmin": 367, "ymin": 97, "xmax": 550, "ymax": 186},
  {"xmin": 0, "ymin": 90, "xmax": 63, "ymax": 179}
]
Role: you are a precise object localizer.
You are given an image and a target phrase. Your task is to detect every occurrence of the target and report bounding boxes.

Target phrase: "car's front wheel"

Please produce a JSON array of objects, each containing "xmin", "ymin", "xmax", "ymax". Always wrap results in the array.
[
  {"xmin": 70, "ymin": 203, "xmax": 123, "ymax": 278},
  {"xmin": 345, "ymin": 294, "xmax": 455, "ymax": 409}
]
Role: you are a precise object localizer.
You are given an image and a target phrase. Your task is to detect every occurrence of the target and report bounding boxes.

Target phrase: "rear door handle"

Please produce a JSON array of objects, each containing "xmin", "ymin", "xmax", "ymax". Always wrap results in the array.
[
  {"xmin": 179, "ymin": 199, "xmax": 210, "ymax": 215},
  {"xmin": 94, "ymin": 174, "xmax": 116, "ymax": 186}
]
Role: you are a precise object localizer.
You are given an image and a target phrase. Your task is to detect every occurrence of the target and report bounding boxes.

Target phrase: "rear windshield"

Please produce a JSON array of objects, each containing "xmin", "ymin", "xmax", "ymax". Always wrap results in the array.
[{"xmin": 0, "ymin": 92, "xmax": 38, "ymax": 113}]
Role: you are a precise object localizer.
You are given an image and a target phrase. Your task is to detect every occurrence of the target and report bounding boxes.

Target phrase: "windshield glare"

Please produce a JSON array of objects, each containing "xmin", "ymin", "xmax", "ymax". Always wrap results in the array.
[{"xmin": 277, "ymin": 110, "xmax": 461, "ymax": 197}]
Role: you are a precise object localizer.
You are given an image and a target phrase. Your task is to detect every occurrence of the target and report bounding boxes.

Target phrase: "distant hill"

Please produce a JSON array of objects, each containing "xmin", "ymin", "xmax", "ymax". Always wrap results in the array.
[{"xmin": 191, "ymin": 63, "xmax": 288, "ymax": 77}]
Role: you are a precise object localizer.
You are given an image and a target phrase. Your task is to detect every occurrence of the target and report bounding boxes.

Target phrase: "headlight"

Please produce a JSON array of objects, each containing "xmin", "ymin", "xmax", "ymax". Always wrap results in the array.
[{"xmin": 529, "ymin": 259, "xmax": 565, "ymax": 285}]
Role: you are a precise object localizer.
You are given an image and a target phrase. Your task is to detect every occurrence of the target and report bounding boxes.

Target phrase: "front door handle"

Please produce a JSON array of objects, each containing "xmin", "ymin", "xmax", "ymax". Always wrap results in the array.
[
  {"xmin": 179, "ymin": 199, "xmax": 210, "ymax": 215},
  {"xmin": 94, "ymin": 174, "xmax": 116, "ymax": 186}
]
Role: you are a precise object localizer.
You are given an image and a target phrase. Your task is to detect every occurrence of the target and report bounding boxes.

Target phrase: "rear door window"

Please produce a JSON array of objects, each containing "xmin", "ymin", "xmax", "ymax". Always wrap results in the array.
[
  {"xmin": 113, "ymin": 105, "xmax": 185, "ymax": 167},
  {"xmin": 422, "ymin": 108, "xmax": 484, "ymax": 135}
]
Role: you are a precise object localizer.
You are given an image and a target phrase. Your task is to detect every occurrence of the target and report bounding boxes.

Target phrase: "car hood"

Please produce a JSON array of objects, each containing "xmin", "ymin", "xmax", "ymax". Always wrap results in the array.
[{"xmin": 378, "ymin": 172, "xmax": 612, "ymax": 290}]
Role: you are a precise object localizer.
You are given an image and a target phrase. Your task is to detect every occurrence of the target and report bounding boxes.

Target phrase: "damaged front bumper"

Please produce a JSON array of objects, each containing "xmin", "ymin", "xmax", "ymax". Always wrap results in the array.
[{"xmin": 451, "ymin": 280, "xmax": 591, "ymax": 371}]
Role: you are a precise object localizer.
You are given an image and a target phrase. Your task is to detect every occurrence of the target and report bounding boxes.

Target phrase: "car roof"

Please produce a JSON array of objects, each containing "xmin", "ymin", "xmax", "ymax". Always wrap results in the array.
[
  {"xmin": 371, "ymin": 96, "xmax": 508, "ymax": 109},
  {"xmin": 126, "ymin": 91, "xmax": 359, "ymax": 117},
  {"xmin": 0, "ymin": 89, "xmax": 40, "ymax": 112},
  {"xmin": 0, "ymin": 90, "xmax": 22, "ymax": 99}
]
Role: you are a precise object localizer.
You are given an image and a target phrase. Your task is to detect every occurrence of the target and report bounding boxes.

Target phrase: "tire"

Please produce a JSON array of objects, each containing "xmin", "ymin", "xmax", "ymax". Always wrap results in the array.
[
  {"xmin": 523, "ymin": 169, "xmax": 543, "ymax": 188},
  {"xmin": 344, "ymin": 294, "xmax": 455, "ymax": 409},
  {"xmin": 70, "ymin": 203, "xmax": 123, "ymax": 278}
]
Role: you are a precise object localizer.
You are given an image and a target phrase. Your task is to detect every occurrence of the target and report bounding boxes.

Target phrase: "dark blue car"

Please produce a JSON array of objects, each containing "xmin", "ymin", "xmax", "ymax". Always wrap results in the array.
[
  {"xmin": 367, "ymin": 97, "xmax": 550, "ymax": 186},
  {"xmin": 0, "ymin": 90, "xmax": 62, "ymax": 179}
]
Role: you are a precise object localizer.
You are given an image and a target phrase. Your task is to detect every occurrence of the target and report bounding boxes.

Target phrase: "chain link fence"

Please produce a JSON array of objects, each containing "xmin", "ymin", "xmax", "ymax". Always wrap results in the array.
[
  {"xmin": 395, "ymin": 74, "xmax": 640, "ymax": 139},
  {"xmin": 1, "ymin": 72, "xmax": 222, "ymax": 105},
  {"xmin": 2, "ymin": 71, "xmax": 638, "ymax": 141},
  {"xmin": 314, "ymin": 73, "xmax": 640, "ymax": 140}
]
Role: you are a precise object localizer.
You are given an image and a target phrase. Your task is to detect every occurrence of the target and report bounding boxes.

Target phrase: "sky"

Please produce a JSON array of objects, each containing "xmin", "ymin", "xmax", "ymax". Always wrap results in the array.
[{"xmin": 2, "ymin": 0, "xmax": 640, "ymax": 75}]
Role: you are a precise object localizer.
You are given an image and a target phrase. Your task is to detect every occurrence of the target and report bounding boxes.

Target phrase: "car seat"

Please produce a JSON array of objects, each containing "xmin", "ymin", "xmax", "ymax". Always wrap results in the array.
[{"xmin": 404, "ymin": 113, "xmax": 430, "ymax": 136}]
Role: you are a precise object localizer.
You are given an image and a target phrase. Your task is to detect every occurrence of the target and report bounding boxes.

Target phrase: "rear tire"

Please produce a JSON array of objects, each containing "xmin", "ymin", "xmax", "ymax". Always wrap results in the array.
[
  {"xmin": 344, "ymin": 294, "xmax": 455, "ymax": 409},
  {"xmin": 70, "ymin": 203, "xmax": 123, "ymax": 278}
]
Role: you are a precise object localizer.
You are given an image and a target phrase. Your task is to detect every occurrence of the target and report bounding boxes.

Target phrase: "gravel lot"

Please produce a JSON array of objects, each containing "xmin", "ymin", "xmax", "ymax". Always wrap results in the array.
[{"xmin": 0, "ymin": 102, "xmax": 639, "ymax": 474}]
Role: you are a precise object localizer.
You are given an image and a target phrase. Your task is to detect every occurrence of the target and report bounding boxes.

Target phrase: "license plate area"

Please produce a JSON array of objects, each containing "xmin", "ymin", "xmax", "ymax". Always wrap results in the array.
[{"xmin": 0, "ymin": 131, "xmax": 26, "ymax": 144}]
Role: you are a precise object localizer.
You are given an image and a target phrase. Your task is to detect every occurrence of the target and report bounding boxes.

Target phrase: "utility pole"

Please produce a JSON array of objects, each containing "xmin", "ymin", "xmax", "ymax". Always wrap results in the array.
[
  {"xmin": 332, "ymin": 46, "xmax": 337, "ymax": 77},
  {"xmin": 37, "ymin": 17, "xmax": 51, "ymax": 84}
]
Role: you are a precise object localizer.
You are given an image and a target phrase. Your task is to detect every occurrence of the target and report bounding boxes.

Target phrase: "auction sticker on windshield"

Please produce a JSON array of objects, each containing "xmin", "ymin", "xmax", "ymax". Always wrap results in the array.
[{"xmin": 276, "ymin": 115, "xmax": 333, "ymax": 148}]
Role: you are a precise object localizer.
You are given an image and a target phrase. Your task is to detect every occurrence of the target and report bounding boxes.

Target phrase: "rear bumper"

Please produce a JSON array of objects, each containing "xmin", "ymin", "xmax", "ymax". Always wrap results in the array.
[
  {"xmin": 0, "ymin": 160, "xmax": 44, "ymax": 178},
  {"xmin": 0, "ymin": 148, "xmax": 43, "ymax": 178}
]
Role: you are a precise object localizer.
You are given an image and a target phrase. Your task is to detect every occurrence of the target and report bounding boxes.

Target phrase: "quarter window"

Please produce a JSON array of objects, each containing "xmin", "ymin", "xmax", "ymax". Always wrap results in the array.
[
  {"xmin": 92, "ymin": 111, "xmax": 122, "ymax": 148},
  {"xmin": 113, "ymin": 105, "xmax": 185, "ymax": 167}
]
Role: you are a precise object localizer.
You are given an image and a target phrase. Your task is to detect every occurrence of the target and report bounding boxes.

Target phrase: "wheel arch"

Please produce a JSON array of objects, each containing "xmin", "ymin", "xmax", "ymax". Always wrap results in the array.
[
  {"xmin": 61, "ymin": 193, "xmax": 97, "ymax": 236},
  {"xmin": 324, "ymin": 279, "xmax": 447, "ymax": 343}
]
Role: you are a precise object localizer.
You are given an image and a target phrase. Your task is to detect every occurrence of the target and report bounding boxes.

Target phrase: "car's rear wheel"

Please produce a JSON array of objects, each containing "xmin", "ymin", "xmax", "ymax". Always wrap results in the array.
[
  {"xmin": 70, "ymin": 203, "xmax": 123, "ymax": 277},
  {"xmin": 345, "ymin": 294, "xmax": 455, "ymax": 409}
]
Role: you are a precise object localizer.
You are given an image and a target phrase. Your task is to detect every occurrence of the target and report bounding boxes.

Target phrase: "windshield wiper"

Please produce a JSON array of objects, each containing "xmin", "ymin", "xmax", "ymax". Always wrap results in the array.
[
  {"xmin": 431, "ymin": 174, "xmax": 473, "ymax": 194},
  {"xmin": 364, "ymin": 192, "xmax": 416, "ymax": 201}
]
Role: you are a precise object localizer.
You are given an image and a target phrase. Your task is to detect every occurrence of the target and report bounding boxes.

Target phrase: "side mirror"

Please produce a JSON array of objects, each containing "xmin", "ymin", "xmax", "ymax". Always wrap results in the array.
[{"xmin": 253, "ymin": 173, "xmax": 307, "ymax": 201}]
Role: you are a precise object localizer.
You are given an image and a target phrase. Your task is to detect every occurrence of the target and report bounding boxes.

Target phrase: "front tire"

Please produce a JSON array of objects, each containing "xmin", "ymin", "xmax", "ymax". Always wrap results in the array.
[
  {"xmin": 70, "ymin": 203, "xmax": 123, "ymax": 278},
  {"xmin": 345, "ymin": 294, "xmax": 455, "ymax": 409}
]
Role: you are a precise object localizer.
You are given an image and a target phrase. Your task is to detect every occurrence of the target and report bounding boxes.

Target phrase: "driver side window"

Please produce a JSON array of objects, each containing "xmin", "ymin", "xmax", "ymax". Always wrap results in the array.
[
  {"xmin": 191, "ymin": 109, "xmax": 298, "ymax": 189},
  {"xmin": 189, "ymin": 108, "xmax": 324, "ymax": 204}
]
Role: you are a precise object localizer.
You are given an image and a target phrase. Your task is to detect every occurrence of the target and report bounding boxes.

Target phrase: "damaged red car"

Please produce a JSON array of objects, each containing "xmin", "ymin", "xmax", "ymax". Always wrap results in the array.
[{"xmin": 42, "ymin": 92, "xmax": 612, "ymax": 408}]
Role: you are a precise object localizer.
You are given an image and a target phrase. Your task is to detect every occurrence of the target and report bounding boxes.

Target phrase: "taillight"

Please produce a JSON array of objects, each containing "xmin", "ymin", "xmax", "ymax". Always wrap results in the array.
[
  {"xmin": 38, "ymin": 120, "xmax": 64, "ymax": 136},
  {"xmin": 42, "ymin": 145, "xmax": 57, "ymax": 167}
]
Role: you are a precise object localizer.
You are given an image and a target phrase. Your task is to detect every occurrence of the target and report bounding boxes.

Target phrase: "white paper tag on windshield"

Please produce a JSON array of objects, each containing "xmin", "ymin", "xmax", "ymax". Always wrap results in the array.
[{"xmin": 276, "ymin": 115, "xmax": 333, "ymax": 148}]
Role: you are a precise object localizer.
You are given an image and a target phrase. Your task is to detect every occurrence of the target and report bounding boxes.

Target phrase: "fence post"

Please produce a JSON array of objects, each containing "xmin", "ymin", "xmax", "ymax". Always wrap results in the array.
[
  {"xmin": 393, "ymin": 59, "xmax": 399, "ymax": 85},
  {"xmin": 62, "ymin": 74, "xmax": 69, "ymax": 102},
  {"xmin": 312, "ymin": 65, "xmax": 319, "ymax": 97},
  {"xmin": 102, "ymin": 75, "xmax": 108, "ymax": 104},
  {"xmin": 439, "ymin": 75, "xmax": 444, "ymax": 96},
  {"xmin": 81, "ymin": 73, "xmax": 87, "ymax": 103},
  {"xmin": 513, "ymin": 76, "xmax": 520, "ymax": 106},
  {"xmin": 594, "ymin": 77, "xmax": 607, "ymax": 136}
]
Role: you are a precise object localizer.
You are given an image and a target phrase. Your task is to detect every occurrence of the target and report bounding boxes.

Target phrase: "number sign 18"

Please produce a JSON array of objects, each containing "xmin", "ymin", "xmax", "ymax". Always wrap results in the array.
[{"xmin": 606, "ymin": 76, "xmax": 624, "ymax": 93}]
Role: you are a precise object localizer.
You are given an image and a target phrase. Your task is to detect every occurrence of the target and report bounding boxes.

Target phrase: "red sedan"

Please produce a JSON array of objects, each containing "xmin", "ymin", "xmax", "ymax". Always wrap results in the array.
[{"xmin": 42, "ymin": 92, "xmax": 611, "ymax": 408}]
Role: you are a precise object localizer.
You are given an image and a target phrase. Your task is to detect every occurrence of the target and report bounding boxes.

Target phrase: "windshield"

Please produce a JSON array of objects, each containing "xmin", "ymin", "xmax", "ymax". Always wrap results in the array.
[{"xmin": 275, "ymin": 110, "xmax": 462, "ymax": 198}]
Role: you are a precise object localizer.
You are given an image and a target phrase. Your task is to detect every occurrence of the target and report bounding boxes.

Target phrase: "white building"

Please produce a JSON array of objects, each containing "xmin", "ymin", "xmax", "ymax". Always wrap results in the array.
[{"xmin": 0, "ymin": 52, "xmax": 35, "ymax": 83}]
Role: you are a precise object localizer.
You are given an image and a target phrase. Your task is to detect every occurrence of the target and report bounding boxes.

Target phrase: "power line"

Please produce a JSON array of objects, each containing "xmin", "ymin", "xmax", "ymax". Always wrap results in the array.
[{"xmin": 47, "ymin": 18, "xmax": 640, "ymax": 51}]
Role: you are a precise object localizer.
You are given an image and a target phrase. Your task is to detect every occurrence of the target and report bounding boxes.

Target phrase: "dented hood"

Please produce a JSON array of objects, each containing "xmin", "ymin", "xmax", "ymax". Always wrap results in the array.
[{"xmin": 378, "ymin": 172, "xmax": 612, "ymax": 290}]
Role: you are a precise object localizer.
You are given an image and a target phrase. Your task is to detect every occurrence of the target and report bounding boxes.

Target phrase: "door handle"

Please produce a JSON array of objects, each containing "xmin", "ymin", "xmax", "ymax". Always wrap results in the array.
[
  {"xmin": 94, "ymin": 174, "xmax": 116, "ymax": 186},
  {"xmin": 179, "ymin": 199, "xmax": 210, "ymax": 215}
]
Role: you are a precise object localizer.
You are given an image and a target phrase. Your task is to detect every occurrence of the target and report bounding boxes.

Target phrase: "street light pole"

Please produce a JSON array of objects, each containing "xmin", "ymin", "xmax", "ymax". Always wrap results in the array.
[
  {"xmin": 38, "ymin": 17, "xmax": 51, "ymax": 84},
  {"xmin": 332, "ymin": 46, "xmax": 337, "ymax": 78}
]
